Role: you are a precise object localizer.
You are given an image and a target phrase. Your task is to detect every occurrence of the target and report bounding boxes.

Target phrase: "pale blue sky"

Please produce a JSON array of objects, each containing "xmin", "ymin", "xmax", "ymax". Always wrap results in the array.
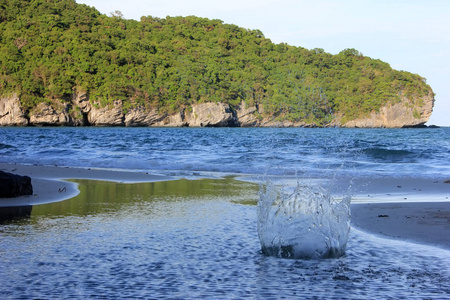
[{"xmin": 77, "ymin": 0, "xmax": 450, "ymax": 126}]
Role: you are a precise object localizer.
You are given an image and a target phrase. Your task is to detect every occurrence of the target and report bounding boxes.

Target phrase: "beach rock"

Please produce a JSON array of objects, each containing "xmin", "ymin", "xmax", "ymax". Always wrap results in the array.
[
  {"xmin": 0, "ymin": 94, "xmax": 29, "ymax": 126},
  {"xmin": 0, "ymin": 171, "xmax": 33, "ymax": 198}
]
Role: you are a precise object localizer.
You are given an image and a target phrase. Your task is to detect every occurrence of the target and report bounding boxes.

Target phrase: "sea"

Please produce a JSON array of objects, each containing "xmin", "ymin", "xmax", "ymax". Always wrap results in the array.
[
  {"xmin": 1, "ymin": 127, "xmax": 449, "ymax": 299},
  {"xmin": 1, "ymin": 127, "xmax": 449, "ymax": 179}
]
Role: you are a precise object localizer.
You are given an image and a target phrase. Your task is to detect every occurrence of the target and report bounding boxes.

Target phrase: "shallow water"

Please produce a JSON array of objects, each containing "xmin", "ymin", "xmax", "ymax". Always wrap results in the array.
[
  {"xmin": 1, "ymin": 178, "xmax": 449, "ymax": 299},
  {"xmin": 258, "ymin": 181, "xmax": 351, "ymax": 259}
]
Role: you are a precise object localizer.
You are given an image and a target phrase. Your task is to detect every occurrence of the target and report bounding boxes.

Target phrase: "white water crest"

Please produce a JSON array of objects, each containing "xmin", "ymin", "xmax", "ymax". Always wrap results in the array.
[{"xmin": 257, "ymin": 180, "xmax": 351, "ymax": 259}]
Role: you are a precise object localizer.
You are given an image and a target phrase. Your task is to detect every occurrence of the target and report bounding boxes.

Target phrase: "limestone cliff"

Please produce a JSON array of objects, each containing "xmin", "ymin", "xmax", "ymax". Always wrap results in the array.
[
  {"xmin": 186, "ymin": 102, "xmax": 237, "ymax": 127},
  {"xmin": 29, "ymin": 102, "xmax": 71, "ymax": 126},
  {"xmin": 87, "ymin": 100, "xmax": 125, "ymax": 126},
  {"xmin": 341, "ymin": 94, "xmax": 434, "ymax": 128},
  {"xmin": 0, "ymin": 91, "xmax": 435, "ymax": 128},
  {"xmin": 0, "ymin": 95, "xmax": 28, "ymax": 126},
  {"xmin": 124, "ymin": 107, "xmax": 166, "ymax": 127}
]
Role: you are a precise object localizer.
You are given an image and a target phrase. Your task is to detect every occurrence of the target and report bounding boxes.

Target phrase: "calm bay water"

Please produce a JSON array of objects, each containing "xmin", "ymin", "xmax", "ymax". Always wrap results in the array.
[{"xmin": 1, "ymin": 127, "xmax": 450, "ymax": 298}]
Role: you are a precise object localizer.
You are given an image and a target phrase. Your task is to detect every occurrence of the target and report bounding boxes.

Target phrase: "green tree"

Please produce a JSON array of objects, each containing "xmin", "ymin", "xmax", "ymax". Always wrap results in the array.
[{"xmin": 0, "ymin": 0, "xmax": 433, "ymax": 125}]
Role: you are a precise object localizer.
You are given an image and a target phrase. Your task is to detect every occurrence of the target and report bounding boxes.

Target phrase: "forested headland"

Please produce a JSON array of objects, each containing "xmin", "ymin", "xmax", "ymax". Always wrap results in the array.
[{"xmin": 0, "ymin": 0, "xmax": 434, "ymax": 127}]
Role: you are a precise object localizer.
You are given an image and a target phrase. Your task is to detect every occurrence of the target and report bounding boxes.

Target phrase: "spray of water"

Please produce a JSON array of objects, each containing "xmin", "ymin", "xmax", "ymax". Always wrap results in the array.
[{"xmin": 257, "ymin": 180, "xmax": 351, "ymax": 259}]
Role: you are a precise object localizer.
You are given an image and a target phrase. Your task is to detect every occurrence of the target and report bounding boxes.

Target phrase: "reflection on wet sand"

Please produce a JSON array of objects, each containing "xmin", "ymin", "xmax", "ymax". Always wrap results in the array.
[{"xmin": 31, "ymin": 177, "xmax": 259, "ymax": 217}]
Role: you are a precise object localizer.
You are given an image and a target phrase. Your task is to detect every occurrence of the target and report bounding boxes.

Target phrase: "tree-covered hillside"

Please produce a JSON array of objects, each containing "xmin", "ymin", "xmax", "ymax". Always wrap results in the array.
[{"xmin": 0, "ymin": 0, "xmax": 433, "ymax": 124}]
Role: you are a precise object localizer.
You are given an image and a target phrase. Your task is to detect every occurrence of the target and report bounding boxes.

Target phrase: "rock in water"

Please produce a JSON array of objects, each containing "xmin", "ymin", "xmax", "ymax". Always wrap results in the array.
[{"xmin": 0, "ymin": 171, "xmax": 33, "ymax": 198}]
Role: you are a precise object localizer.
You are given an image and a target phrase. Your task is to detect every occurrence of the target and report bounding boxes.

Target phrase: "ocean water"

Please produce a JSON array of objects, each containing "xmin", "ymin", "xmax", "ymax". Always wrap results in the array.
[
  {"xmin": 1, "ymin": 127, "xmax": 449, "ymax": 179},
  {"xmin": 1, "ymin": 127, "xmax": 450, "ymax": 299}
]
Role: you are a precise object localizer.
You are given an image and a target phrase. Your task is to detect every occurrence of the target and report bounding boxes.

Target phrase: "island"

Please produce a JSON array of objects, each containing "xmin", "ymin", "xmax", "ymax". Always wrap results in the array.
[{"xmin": 0, "ymin": 0, "xmax": 434, "ymax": 128}]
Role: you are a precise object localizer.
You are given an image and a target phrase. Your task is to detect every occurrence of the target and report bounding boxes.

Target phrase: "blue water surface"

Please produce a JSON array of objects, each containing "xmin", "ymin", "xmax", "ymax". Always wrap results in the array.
[
  {"xmin": 1, "ymin": 127, "xmax": 450, "ymax": 299},
  {"xmin": 1, "ymin": 127, "xmax": 449, "ymax": 179}
]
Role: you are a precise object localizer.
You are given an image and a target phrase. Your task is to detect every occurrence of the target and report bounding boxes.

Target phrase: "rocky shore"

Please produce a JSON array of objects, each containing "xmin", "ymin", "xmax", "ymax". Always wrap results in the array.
[
  {"xmin": 0, "ymin": 170, "xmax": 34, "ymax": 222},
  {"xmin": 0, "ymin": 170, "xmax": 33, "ymax": 198},
  {"xmin": 0, "ymin": 91, "xmax": 434, "ymax": 128}
]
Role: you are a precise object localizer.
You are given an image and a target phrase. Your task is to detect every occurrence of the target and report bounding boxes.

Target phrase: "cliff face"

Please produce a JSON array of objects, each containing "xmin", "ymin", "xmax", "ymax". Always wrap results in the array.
[
  {"xmin": 341, "ymin": 94, "xmax": 435, "ymax": 128},
  {"xmin": 29, "ymin": 102, "xmax": 72, "ymax": 126},
  {"xmin": 0, "ymin": 91, "xmax": 435, "ymax": 128},
  {"xmin": 0, "ymin": 95, "xmax": 29, "ymax": 126}
]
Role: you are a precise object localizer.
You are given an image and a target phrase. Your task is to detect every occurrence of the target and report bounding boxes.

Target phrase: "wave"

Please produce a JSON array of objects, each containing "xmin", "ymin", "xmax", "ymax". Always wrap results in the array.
[
  {"xmin": 362, "ymin": 148, "xmax": 418, "ymax": 163},
  {"xmin": 1, "ymin": 127, "xmax": 449, "ymax": 178},
  {"xmin": 0, "ymin": 143, "xmax": 15, "ymax": 150}
]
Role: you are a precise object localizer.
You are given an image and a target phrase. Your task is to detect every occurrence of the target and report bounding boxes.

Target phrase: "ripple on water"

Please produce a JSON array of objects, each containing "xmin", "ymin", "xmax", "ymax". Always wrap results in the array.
[{"xmin": 0, "ymin": 179, "xmax": 449, "ymax": 299}]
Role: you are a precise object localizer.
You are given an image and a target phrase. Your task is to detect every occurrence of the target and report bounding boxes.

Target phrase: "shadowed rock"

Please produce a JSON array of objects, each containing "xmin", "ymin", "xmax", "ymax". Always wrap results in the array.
[{"xmin": 0, "ymin": 170, "xmax": 33, "ymax": 198}]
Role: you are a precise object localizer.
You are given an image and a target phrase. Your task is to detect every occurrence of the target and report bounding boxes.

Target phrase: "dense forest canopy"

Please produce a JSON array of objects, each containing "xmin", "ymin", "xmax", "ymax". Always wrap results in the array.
[{"xmin": 0, "ymin": 0, "xmax": 432, "ymax": 124}]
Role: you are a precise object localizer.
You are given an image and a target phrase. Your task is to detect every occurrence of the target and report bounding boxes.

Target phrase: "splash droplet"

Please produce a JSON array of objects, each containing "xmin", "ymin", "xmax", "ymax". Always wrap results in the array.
[{"xmin": 257, "ymin": 180, "xmax": 351, "ymax": 259}]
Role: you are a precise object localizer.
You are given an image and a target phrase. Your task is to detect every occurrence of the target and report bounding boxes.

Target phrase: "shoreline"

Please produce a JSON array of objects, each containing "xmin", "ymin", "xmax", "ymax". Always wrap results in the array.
[
  {"xmin": 0, "ymin": 163, "xmax": 173, "ymax": 206},
  {"xmin": 1, "ymin": 163, "xmax": 449, "ymax": 250},
  {"xmin": 351, "ymin": 201, "xmax": 450, "ymax": 250}
]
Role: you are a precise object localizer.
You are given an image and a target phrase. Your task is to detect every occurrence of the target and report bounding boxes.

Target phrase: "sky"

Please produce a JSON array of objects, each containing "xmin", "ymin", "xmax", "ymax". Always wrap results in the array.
[{"xmin": 77, "ymin": 0, "xmax": 450, "ymax": 126}]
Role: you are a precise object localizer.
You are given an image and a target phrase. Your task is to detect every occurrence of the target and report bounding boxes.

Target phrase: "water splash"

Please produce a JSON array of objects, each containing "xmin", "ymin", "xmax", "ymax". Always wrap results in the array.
[{"xmin": 257, "ymin": 180, "xmax": 351, "ymax": 259}]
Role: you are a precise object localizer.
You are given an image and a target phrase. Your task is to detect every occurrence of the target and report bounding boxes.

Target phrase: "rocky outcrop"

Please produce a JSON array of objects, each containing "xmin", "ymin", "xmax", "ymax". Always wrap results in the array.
[
  {"xmin": 234, "ymin": 102, "xmax": 260, "ymax": 127},
  {"xmin": 154, "ymin": 112, "xmax": 187, "ymax": 127},
  {"xmin": 342, "ymin": 94, "xmax": 435, "ymax": 128},
  {"xmin": 29, "ymin": 102, "xmax": 70, "ymax": 126},
  {"xmin": 0, "ymin": 171, "xmax": 33, "ymax": 198},
  {"xmin": 72, "ymin": 91, "xmax": 90, "ymax": 116},
  {"xmin": 87, "ymin": 100, "xmax": 124, "ymax": 126},
  {"xmin": 124, "ymin": 107, "xmax": 148, "ymax": 126},
  {"xmin": 0, "ymin": 94, "xmax": 86, "ymax": 126},
  {"xmin": 152, "ymin": 102, "xmax": 245, "ymax": 127},
  {"xmin": 0, "ymin": 91, "xmax": 435, "ymax": 128},
  {"xmin": 186, "ymin": 102, "xmax": 237, "ymax": 127},
  {"xmin": 28, "ymin": 99, "xmax": 87, "ymax": 126},
  {"xmin": 0, "ymin": 94, "xmax": 29, "ymax": 126},
  {"xmin": 124, "ymin": 107, "xmax": 166, "ymax": 126}
]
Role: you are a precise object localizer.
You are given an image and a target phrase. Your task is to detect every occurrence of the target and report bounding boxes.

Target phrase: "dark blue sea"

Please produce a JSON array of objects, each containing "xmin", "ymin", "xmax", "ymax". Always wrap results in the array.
[
  {"xmin": 1, "ymin": 127, "xmax": 450, "ymax": 299},
  {"xmin": 1, "ymin": 127, "xmax": 449, "ymax": 179}
]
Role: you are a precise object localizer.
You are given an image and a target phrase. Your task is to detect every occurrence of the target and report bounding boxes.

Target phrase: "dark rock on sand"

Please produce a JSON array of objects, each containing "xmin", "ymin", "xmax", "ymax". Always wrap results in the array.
[{"xmin": 0, "ymin": 170, "xmax": 33, "ymax": 198}]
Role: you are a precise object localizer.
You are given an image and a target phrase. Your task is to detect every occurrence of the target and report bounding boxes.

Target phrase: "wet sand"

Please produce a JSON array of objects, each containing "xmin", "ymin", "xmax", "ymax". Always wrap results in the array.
[
  {"xmin": 351, "ymin": 202, "xmax": 450, "ymax": 250},
  {"xmin": 348, "ymin": 177, "xmax": 450, "ymax": 250},
  {"xmin": 0, "ymin": 163, "xmax": 172, "ymax": 206},
  {"xmin": 1, "ymin": 163, "xmax": 449, "ymax": 250}
]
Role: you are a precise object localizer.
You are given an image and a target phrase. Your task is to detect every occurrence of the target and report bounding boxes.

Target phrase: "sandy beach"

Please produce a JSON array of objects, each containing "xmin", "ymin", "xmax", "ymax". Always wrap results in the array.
[
  {"xmin": 1, "ymin": 163, "xmax": 449, "ymax": 250},
  {"xmin": 351, "ymin": 201, "xmax": 450, "ymax": 250},
  {"xmin": 348, "ymin": 177, "xmax": 450, "ymax": 250}
]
